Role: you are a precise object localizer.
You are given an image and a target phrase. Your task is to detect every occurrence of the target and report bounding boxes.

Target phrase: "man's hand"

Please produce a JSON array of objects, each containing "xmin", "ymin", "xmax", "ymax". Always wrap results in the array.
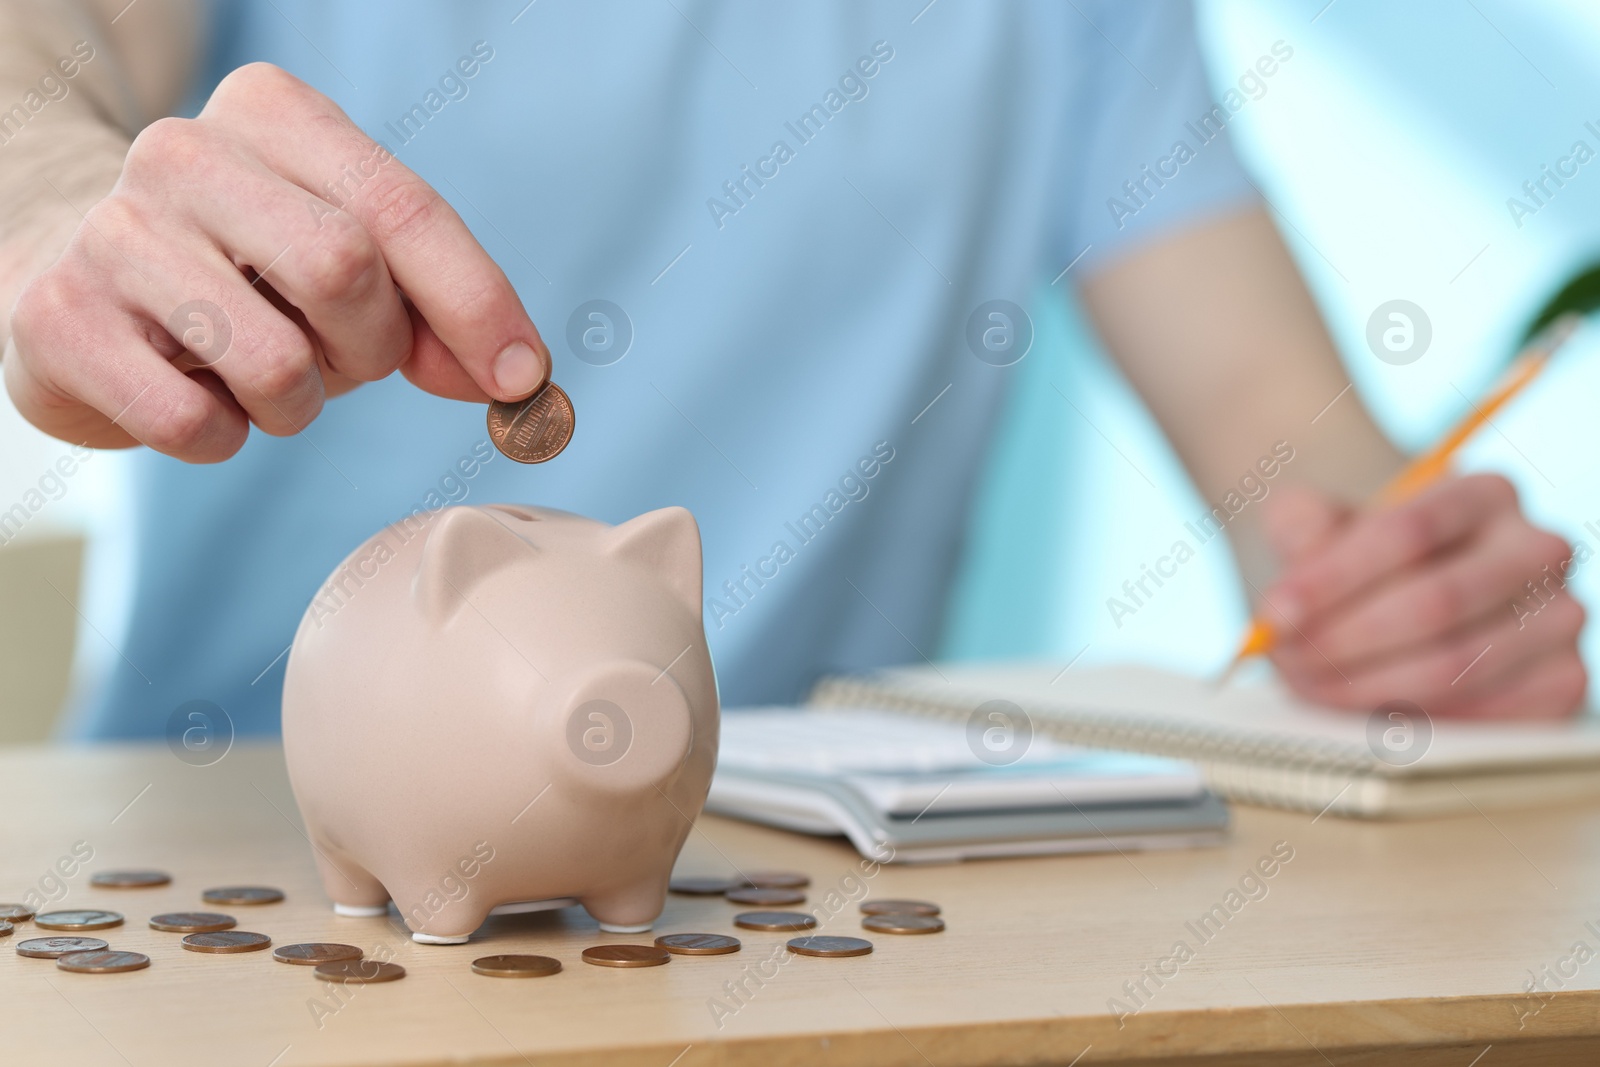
[
  {"xmin": 4, "ymin": 62, "xmax": 550, "ymax": 462},
  {"xmin": 1260, "ymin": 475, "xmax": 1587, "ymax": 719}
]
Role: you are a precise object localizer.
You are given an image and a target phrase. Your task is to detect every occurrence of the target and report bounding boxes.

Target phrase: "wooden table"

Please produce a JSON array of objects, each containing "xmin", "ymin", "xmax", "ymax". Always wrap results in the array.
[{"xmin": 4, "ymin": 743, "xmax": 1600, "ymax": 1066}]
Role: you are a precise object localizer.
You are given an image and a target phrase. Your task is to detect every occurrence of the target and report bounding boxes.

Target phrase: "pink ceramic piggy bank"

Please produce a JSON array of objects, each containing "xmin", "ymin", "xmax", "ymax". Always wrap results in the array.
[{"xmin": 282, "ymin": 504, "xmax": 717, "ymax": 944}]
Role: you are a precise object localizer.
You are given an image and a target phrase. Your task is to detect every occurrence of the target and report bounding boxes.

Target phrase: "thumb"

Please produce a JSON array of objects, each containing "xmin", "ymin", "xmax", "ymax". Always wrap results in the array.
[{"xmin": 1261, "ymin": 483, "xmax": 1350, "ymax": 566}]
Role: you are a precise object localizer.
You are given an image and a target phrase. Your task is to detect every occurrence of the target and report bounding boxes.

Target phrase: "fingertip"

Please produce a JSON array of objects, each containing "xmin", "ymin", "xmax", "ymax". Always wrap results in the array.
[
  {"xmin": 491, "ymin": 339, "xmax": 549, "ymax": 401},
  {"xmin": 1262, "ymin": 584, "xmax": 1307, "ymax": 630}
]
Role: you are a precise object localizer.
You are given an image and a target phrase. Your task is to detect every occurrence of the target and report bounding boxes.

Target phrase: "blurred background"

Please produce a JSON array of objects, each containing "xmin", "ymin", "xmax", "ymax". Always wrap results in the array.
[{"xmin": 3, "ymin": 0, "xmax": 1599, "ymax": 738}]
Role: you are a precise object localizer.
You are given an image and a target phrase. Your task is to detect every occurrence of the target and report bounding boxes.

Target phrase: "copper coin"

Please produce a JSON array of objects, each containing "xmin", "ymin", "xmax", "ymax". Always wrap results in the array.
[
  {"xmin": 90, "ymin": 870, "xmax": 172, "ymax": 889},
  {"xmin": 0, "ymin": 921, "xmax": 10, "ymax": 937},
  {"xmin": 733, "ymin": 911, "xmax": 816, "ymax": 932},
  {"xmin": 314, "ymin": 959, "xmax": 407, "ymax": 983},
  {"xmin": 862, "ymin": 914, "xmax": 945, "ymax": 935},
  {"xmin": 150, "ymin": 912, "xmax": 236, "ymax": 933},
  {"xmin": 581, "ymin": 944, "xmax": 671, "ymax": 968},
  {"xmin": 57, "ymin": 950, "xmax": 151, "ymax": 974},
  {"xmin": 787, "ymin": 935, "xmax": 873, "ymax": 958},
  {"xmin": 201, "ymin": 886, "xmax": 284, "ymax": 906},
  {"xmin": 486, "ymin": 382, "xmax": 575, "ymax": 463},
  {"xmin": 726, "ymin": 887, "xmax": 805, "ymax": 907},
  {"xmin": 669, "ymin": 877, "xmax": 737, "ymax": 896},
  {"xmin": 17, "ymin": 936, "xmax": 109, "ymax": 959},
  {"xmin": 274, "ymin": 943, "xmax": 364, "ymax": 966},
  {"xmin": 860, "ymin": 899, "xmax": 941, "ymax": 917},
  {"xmin": 34, "ymin": 910, "xmax": 124, "ymax": 932},
  {"xmin": 182, "ymin": 931, "xmax": 272, "ymax": 953},
  {"xmin": 0, "ymin": 904, "xmax": 35, "ymax": 923},
  {"xmin": 742, "ymin": 870, "xmax": 810, "ymax": 890},
  {"xmin": 655, "ymin": 933, "xmax": 741, "ymax": 956},
  {"xmin": 471, "ymin": 954, "xmax": 563, "ymax": 978}
]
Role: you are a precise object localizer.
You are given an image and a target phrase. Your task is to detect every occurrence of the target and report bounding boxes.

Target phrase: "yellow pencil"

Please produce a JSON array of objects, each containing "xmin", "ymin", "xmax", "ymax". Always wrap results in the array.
[{"xmin": 1216, "ymin": 312, "xmax": 1583, "ymax": 686}]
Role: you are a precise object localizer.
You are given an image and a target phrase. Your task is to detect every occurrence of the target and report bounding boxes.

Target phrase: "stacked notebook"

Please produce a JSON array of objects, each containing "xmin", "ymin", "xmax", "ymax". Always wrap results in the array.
[{"xmin": 807, "ymin": 662, "xmax": 1600, "ymax": 818}]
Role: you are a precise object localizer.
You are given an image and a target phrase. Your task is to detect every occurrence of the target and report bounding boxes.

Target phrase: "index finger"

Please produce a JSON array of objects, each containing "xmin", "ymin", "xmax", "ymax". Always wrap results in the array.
[
  {"xmin": 202, "ymin": 65, "xmax": 550, "ymax": 402},
  {"xmin": 1266, "ymin": 473, "xmax": 1518, "ymax": 628}
]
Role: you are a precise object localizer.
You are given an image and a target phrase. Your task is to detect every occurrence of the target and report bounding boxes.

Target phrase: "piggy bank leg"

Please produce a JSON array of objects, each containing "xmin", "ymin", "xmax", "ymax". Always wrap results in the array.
[
  {"xmin": 391, "ymin": 891, "xmax": 492, "ymax": 946},
  {"xmin": 582, "ymin": 880, "xmax": 668, "ymax": 934},
  {"xmin": 312, "ymin": 840, "xmax": 391, "ymax": 917}
]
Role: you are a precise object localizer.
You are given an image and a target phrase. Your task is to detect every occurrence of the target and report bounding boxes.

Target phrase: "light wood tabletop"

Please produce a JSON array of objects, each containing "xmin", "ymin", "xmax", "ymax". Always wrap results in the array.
[{"xmin": 4, "ymin": 742, "xmax": 1600, "ymax": 1066}]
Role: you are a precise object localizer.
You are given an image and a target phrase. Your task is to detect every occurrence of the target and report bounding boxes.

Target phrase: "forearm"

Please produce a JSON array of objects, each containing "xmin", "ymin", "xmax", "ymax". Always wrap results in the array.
[
  {"xmin": 0, "ymin": 0, "xmax": 203, "ymax": 346},
  {"xmin": 1079, "ymin": 205, "xmax": 1406, "ymax": 590}
]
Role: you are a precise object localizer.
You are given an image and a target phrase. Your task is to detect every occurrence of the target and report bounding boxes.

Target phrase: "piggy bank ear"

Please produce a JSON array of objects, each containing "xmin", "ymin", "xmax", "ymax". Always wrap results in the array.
[
  {"xmin": 606, "ymin": 507, "xmax": 702, "ymax": 614},
  {"xmin": 414, "ymin": 507, "xmax": 532, "ymax": 621}
]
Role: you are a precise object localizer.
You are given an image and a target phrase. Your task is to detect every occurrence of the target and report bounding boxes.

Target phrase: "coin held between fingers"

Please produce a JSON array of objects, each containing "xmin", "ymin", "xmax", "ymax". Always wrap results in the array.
[{"xmin": 487, "ymin": 382, "xmax": 574, "ymax": 463}]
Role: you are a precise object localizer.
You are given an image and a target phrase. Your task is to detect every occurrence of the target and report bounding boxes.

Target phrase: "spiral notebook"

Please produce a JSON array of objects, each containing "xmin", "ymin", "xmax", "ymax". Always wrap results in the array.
[{"xmin": 808, "ymin": 662, "xmax": 1600, "ymax": 818}]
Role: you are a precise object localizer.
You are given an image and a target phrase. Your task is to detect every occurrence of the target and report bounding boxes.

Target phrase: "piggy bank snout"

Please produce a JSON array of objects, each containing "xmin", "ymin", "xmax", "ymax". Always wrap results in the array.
[{"xmin": 553, "ymin": 660, "xmax": 694, "ymax": 793}]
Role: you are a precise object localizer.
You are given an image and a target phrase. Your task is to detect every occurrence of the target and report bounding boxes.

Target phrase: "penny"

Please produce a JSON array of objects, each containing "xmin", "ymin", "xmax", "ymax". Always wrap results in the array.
[
  {"xmin": 274, "ymin": 943, "xmax": 364, "ymax": 966},
  {"xmin": 0, "ymin": 904, "xmax": 35, "ymax": 923},
  {"xmin": 314, "ymin": 959, "xmax": 406, "ymax": 983},
  {"xmin": 182, "ymin": 931, "xmax": 272, "ymax": 953},
  {"xmin": 742, "ymin": 870, "xmax": 810, "ymax": 890},
  {"xmin": 487, "ymin": 382, "xmax": 575, "ymax": 464},
  {"xmin": 860, "ymin": 899, "xmax": 941, "ymax": 917},
  {"xmin": 787, "ymin": 935, "xmax": 874, "ymax": 958},
  {"xmin": 150, "ymin": 912, "xmax": 237, "ymax": 933},
  {"xmin": 581, "ymin": 944, "xmax": 671, "ymax": 968},
  {"xmin": 16, "ymin": 936, "xmax": 110, "ymax": 959},
  {"xmin": 0, "ymin": 921, "xmax": 10, "ymax": 937},
  {"xmin": 655, "ymin": 933, "xmax": 741, "ymax": 956},
  {"xmin": 725, "ymin": 887, "xmax": 805, "ymax": 907},
  {"xmin": 471, "ymin": 954, "xmax": 563, "ymax": 978},
  {"xmin": 669, "ymin": 877, "xmax": 737, "ymax": 896},
  {"xmin": 733, "ymin": 911, "xmax": 817, "ymax": 932},
  {"xmin": 201, "ymin": 886, "xmax": 284, "ymax": 906},
  {"xmin": 57, "ymin": 950, "xmax": 151, "ymax": 974},
  {"xmin": 862, "ymin": 914, "xmax": 945, "ymax": 935},
  {"xmin": 34, "ymin": 910, "xmax": 124, "ymax": 932},
  {"xmin": 90, "ymin": 870, "xmax": 172, "ymax": 889}
]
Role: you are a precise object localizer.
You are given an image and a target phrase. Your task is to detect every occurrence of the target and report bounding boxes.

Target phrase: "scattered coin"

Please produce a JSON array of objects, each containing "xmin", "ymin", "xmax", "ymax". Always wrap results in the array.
[
  {"xmin": 725, "ymin": 887, "xmax": 805, "ymax": 907},
  {"xmin": 733, "ymin": 911, "xmax": 817, "ymax": 932},
  {"xmin": 669, "ymin": 876, "xmax": 738, "ymax": 896},
  {"xmin": 471, "ymin": 954, "xmax": 563, "ymax": 978},
  {"xmin": 0, "ymin": 921, "xmax": 11, "ymax": 937},
  {"xmin": 655, "ymin": 933, "xmax": 741, "ymax": 956},
  {"xmin": 860, "ymin": 899, "xmax": 941, "ymax": 917},
  {"xmin": 90, "ymin": 870, "xmax": 172, "ymax": 889},
  {"xmin": 487, "ymin": 382, "xmax": 575, "ymax": 464},
  {"xmin": 182, "ymin": 931, "xmax": 272, "ymax": 954},
  {"xmin": 742, "ymin": 870, "xmax": 810, "ymax": 890},
  {"xmin": 274, "ymin": 943, "xmax": 364, "ymax": 966},
  {"xmin": 16, "ymin": 936, "xmax": 110, "ymax": 959},
  {"xmin": 787, "ymin": 935, "xmax": 874, "ymax": 958},
  {"xmin": 34, "ymin": 910, "xmax": 124, "ymax": 932},
  {"xmin": 149, "ymin": 912, "xmax": 237, "ymax": 933},
  {"xmin": 57, "ymin": 950, "xmax": 151, "ymax": 974},
  {"xmin": 581, "ymin": 944, "xmax": 671, "ymax": 968},
  {"xmin": 862, "ymin": 914, "xmax": 945, "ymax": 935},
  {"xmin": 201, "ymin": 886, "xmax": 284, "ymax": 906},
  {"xmin": 0, "ymin": 904, "xmax": 35, "ymax": 923},
  {"xmin": 314, "ymin": 959, "xmax": 406, "ymax": 983}
]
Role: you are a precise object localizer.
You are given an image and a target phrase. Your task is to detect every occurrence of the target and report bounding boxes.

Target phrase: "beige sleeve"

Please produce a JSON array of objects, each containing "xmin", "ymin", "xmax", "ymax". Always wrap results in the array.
[{"xmin": 0, "ymin": 0, "xmax": 205, "ymax": 341}]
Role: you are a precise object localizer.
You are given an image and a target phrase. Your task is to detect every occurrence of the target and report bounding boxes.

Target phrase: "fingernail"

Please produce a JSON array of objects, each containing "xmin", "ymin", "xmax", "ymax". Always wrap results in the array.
[{"xmin": 493, "ymin": 341, "xmax": 545, "ymax": 400}]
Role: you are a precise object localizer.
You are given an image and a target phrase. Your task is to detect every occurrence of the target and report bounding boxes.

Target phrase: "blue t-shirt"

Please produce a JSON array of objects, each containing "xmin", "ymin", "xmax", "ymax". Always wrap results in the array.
[{"xmin": 68, "ymin": 0, "xmax": 1255, "ymax": 738}]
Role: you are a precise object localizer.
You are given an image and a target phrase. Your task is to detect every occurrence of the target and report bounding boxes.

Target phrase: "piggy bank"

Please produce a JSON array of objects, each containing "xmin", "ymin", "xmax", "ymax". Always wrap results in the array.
[{"xmin": 282, "ymin": 504, "xmax": 718, "ymax": 944}]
